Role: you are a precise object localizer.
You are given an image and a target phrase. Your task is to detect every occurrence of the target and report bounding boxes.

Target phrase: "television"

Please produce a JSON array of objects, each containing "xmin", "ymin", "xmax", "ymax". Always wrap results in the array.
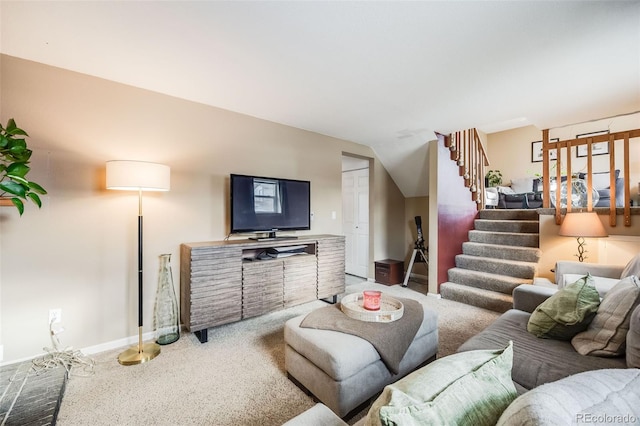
[{"xmin": 230, "ymin": 174, "xmax": 311, "ymax": 240}]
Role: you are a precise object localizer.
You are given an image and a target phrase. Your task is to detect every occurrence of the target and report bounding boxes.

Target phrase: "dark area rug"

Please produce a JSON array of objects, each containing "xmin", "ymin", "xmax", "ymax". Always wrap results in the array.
[{"xmin": 0, "ymin": 362, "xmax": 66, "ymax": 426}]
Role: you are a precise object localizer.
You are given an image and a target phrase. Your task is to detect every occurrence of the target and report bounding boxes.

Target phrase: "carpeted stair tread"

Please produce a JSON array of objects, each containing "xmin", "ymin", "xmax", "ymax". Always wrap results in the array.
[
  {"xmin": 447, "ymin": 267, "xmax": 532, "ymax": 294},
  {"xmin": 462, "ymin": 242, "xmax": 541, "ymax": 263},
  {"xmin": 454, "ymin": 254, "xmax": 537, "ymax": 279},
  {"xmin": 473, "ymin": 219, "xmax": 539, "ymax": 234},
  {"xmin": 469, "ymin": 230, "xmax": 539, "ymax": 248},
  {"xmin": 440, "ymin": 282, "xmax": 513, "ymax": 313},
  {"xmin": 478, "ymin": 209, "xmax": 539, "ymax": 221}
]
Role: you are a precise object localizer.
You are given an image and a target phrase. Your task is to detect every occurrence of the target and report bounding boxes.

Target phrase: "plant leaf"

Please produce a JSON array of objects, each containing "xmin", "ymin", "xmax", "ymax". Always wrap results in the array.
[
  {"xmin": 8, "ymin": 127, "xmax": 28, "ymax": 136},
  {"xmin": 6, "ymin": 162, "xmax": 30, "ymax": 178},
  {"xmin": 6, "ymin": 119, "xmax": 16, "ymax": 133},
  {"xmin": 10, "ymin": 198, "xmax": 24, "ymax": 216},
  {"xmin": 26, "ymin": 192, "xmax": 42, "ymax": 208},
  {"xmin": 4, "ymin": 119, "xmax": 27, "ymax": 136},
  {"xmin": 27, "ymin": 182, "xmax": 47, "ymax": 194},
  {"xmin": 0, "ymin": 181, "xmax": 26, "ymax": 197},
  {"xmin": 7, "ymin": 175, "xmax": 28, "ymax": 185}
]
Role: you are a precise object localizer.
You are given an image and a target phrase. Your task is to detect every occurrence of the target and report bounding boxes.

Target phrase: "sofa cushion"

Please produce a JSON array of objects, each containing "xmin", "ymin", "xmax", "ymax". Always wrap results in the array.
[
  {"xmin": 592, "ymin": 171, "xmax": 614, "ymax": 190},
  {"xmin": 282, "ymin": 403, "xmax": 348, "ymax": 426},
  {"xmin": 365, "ymin": 342, "xmax": 517, "ymax": 426},
  {"xmin": 496, "ymin": 369, "xmax": 640, "ymax": 426},
  {"xmin": 627, "ymin": 306, "xmax": 640, "ymax": 368},
  {"xmin": 572, "ymin": 275, "xmax": 640, "ymax": 357},
  {"xmin": 510, "ymin": 177, "xmax": 534, "ymax": 194},
  {"xmin": 527, "ymin": 274, "xmax": 600, "ymax": 340},
  {"xmin": 621, "ymin": 253, "xmax": 640, "ymax": 279},
  {"xmin": 497, "ymin": 185, "xmax": 515, "ymax": 195},
  {"xmin": 578, "ymin": 169, "xmax": 619, "ymax": 189},
  {"xmin": 457, "ymin": 309, "xmax": 627, "ymax": 391},
  {"xmin": 562, "ymin": 273, "xmax": 619, "ymax": 298}
]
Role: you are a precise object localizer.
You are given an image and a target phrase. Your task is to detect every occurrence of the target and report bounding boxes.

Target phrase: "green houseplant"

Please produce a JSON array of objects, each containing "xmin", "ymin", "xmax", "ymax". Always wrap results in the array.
[
  {"xmin": 485, "ymin": 169, "xmax": 503, "ymax": 187},
  {"xmin": 0, "ymin": 119, "xmax": 47, "ymax": 215}
]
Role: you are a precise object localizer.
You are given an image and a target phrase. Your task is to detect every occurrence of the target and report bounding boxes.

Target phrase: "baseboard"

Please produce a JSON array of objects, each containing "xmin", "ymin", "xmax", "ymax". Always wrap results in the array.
[
  {"xmin": 0, "ymin": 344, "xmax": 3, "ymax": 362},
  {"xmin": 81, "ymin": 330, "xmax": 157, "ymax": 356},
  {"xmin": 0, "ymin": 330, "xmax": 161, "ymax": 367}
]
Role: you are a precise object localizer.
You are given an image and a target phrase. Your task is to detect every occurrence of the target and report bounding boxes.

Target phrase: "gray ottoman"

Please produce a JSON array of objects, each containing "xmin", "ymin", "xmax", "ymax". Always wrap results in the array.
[{"xmin": 284, "ymin": 304, "xmax": 438, "ymax": 418}]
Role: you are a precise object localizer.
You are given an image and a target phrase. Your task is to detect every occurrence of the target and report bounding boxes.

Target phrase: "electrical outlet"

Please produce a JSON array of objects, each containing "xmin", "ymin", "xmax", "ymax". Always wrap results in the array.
[{"xmin": 49, "ymin": 309, "xmax": 62, "ymax": 324}]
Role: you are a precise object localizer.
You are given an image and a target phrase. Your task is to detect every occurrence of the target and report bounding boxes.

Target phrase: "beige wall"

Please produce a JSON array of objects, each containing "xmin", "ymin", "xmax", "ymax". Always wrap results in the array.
[
  {"xmin": 371, "ymin": 159, "xmax": 406, "ymax": 265},
  {"xmin": 0, "ymin": 55, "xmax": 405, "ymax": 363},
  {"xmin": 486, "ymin": 125, "xmax": 544, "ymax": 184}
]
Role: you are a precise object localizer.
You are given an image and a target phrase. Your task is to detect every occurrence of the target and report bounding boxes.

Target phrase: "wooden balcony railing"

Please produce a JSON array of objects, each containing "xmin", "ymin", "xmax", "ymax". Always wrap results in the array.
[
  {"xmin": 445, "ymin": 129, "xmax": 490, "ymax": 209},
  {"xmin": 541, "ymin": 128, "xmax": 640, "ymax": 227}
]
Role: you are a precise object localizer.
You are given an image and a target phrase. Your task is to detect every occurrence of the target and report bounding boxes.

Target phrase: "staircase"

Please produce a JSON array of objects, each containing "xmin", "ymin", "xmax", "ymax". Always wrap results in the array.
[{"xmin": 440, "ymin": 209, "xmax": 541, "ymax": 312}]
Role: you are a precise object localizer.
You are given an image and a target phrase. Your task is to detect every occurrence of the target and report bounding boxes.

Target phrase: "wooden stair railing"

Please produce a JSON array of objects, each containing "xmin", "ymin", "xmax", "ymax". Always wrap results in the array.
[
  {"xmin": 541, "ymin": 128, "xmax": 640, "ymax": 227},
  {"xmin": 445, "ymin": 129, "xmax": 490, "ymax": 209}
]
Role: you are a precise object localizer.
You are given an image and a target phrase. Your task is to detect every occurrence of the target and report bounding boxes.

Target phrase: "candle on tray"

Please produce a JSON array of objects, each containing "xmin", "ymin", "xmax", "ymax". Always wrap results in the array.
[{"xmin": 363, "ymin": 290, "xmax": 382, "ymax": 311}]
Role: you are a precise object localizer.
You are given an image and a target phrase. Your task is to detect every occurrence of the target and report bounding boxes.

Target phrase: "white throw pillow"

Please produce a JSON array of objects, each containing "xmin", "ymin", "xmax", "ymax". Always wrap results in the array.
[
  {"xmin": 591, "ymin": 172, "xmax": 611, "ymax": 190},
  {"xmin": 510, "ymin": 177, "xmax": 534, "ymax": 194},
  {"xmin": 497, "ymin": 186, "xmax": 515, "ymax": 195},
  {"xmin": 562, "ymin": 273, "xmax": 619, "ymax": 298}
]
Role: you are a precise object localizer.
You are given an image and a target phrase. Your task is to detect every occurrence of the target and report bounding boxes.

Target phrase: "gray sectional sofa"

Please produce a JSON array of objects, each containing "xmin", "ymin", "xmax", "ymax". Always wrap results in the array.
[
  {"xmin": 284, "ymin": 255, "xmax": 640, "ymax": 425},
  {"xmin": 457, "ymin": 284, "xmax": 630, "ymax": 393}
]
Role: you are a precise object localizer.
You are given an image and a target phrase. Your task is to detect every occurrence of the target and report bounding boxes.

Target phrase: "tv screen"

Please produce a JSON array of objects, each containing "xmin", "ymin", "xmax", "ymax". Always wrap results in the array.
[{"xmin": 230, "ymin": 174, "xmax": 311, "ymax": 237}]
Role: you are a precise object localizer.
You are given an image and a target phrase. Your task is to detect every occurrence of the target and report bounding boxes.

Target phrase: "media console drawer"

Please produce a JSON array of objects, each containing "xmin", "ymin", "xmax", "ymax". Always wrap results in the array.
[{"xmin": 374, "ymin": 259, "xmax": 404, "ymax": 285}]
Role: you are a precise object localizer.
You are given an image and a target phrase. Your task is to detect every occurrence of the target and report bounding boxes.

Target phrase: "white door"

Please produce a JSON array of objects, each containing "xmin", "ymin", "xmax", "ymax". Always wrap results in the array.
[{"xmin": 342, "ymin": 167, "xmax": 369, "ymax": 277}]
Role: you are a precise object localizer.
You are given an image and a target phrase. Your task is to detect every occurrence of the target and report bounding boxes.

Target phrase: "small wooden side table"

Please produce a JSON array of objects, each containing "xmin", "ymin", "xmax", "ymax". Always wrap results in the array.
[{"xmin": 374, "ymin": 259, "xmax": 404, "ymax": 285}]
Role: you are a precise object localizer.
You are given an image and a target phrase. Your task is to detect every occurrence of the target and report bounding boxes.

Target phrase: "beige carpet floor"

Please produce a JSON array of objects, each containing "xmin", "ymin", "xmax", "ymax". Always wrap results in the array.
[{"xmin": 56, "ymin": 278, "xmax": 500, "ymax": 426}]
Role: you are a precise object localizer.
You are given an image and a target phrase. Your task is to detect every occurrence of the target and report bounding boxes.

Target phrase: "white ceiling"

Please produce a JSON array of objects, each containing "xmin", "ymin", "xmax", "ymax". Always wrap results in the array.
[{"xmin": 1, "ymin": 1, "xmax": 639, "ymax": 197}]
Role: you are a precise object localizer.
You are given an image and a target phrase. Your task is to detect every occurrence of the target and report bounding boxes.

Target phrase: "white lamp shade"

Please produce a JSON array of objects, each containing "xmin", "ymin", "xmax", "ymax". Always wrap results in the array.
[
  {"xmin": 559, "ymin": 212, "xmax": 607, "ymax": 238},
  {"xmin": 106, "ymin": 160, "xmax": 170, "ymax": 191}
]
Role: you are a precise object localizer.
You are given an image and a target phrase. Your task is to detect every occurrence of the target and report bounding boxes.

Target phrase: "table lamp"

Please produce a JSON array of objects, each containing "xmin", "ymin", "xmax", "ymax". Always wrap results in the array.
[
  {"xmin": 558, "ymin": 212, "xmax": 607, "ymax": 262},
  {"xmin": 106, "ymin": 160, "xmax": 170, "ymax": 365}
]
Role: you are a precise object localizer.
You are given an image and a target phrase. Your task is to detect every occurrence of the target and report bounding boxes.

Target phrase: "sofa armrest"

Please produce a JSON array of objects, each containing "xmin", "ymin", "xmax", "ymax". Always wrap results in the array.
[
  {"xmin": 555, "ymin": 261, "xmax": 624, "ymax": 287},
  {"xmin": 282, "ymin": 404, "xmax": 348, "ymax": 426},
  {"xmin": 512, "ymin": 284, "xmax": 557, "ymax": 313}
]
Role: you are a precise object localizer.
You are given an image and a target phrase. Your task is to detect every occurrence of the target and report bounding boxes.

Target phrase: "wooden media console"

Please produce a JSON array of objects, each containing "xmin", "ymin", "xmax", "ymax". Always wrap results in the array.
[{"xmin": 180, "ymin": 234, "xmax": 345, "ymax": 343}]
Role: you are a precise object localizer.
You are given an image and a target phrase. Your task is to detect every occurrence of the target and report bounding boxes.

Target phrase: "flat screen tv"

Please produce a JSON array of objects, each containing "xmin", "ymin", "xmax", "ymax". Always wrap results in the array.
[{"xmin": 230, "ymin": 174, "xmax": 311, "ymax": 239}]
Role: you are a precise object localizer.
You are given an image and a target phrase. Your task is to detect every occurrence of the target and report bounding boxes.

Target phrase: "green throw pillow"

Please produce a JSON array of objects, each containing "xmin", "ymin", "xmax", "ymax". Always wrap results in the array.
[
  {"xmin": 527, "ymin": 274, "xmax": 600, "ymax": 340},
  {"xmin": 364, "ymin": 342, "xmax": 517, "ymax": 426}
]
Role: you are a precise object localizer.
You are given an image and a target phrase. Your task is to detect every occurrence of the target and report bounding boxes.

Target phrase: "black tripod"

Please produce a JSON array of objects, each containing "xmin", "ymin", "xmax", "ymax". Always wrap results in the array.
[{"xmin": 402, "ymin": 216, "xmax": 429, "ymax": 287}]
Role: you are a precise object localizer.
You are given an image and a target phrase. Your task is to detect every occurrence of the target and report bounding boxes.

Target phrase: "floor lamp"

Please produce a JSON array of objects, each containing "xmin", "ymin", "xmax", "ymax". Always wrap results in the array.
[
  {"xmin": 106, "ymin": 160, "xmax": 171, "ymax": 366},
  {"xmin": 559, "ymin": 212, "xmax": 607, "ymax": 262}
]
